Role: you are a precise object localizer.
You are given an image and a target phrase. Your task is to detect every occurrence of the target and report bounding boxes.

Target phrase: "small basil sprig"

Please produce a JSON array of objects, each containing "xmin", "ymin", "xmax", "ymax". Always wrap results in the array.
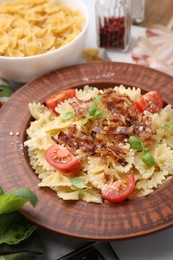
[
  {"xmin": 0, "ymin": 187, "xmax": 41, "ymax": 250},
  {"xmin": 88, "ymin": 95, "xmax": 103, "ymax": 115},
  {"xmin": 81, "ymin": 95, "xmax": 104, "ymax": 128},
  {"xmin": 0, "ymin": 187, "xmax": 38, "ymax": 214},
  {"xmin": 129, "ymin": 136, "xmax": 155, "ymax": 167},
  {"xmin": 161, "ymin": 123, "xmax": 173, "ymax": 131},
  {"xmin": 69, "ymin": 177, "xmax": 90, "ymax": 190}
]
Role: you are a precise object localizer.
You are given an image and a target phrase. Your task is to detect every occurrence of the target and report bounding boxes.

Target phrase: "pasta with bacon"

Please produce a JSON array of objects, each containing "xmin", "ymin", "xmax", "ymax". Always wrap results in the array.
[{"xmin": 24, "ymin": 85, "xmax": 173, "ymax": 203}]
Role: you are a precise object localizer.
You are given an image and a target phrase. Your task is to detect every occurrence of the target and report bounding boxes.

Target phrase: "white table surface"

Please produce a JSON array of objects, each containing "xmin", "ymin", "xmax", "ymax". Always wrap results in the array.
[{"xmin": 37, "ymin": 1, "xmax": 173, "ymax": 259}]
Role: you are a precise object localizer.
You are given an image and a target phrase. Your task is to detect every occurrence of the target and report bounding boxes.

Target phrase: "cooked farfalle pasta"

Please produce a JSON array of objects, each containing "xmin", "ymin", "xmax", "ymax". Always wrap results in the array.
[
  {"xmin": 154, "ymin": 143, "xmax": 173, "ymax": 172},
  {"xmin": 76, "ymin": 85, "xmax": 101, "ymax": 101},
  {"xmin": 25, "ymin": 134, "xmax": 54, "ymax": 150},
  {"xmin": 24, "ymin": 85, "xmax": 173, "ymax": 203},
  {"xmin": 113, "ymin": 85, "xmax": 141, "ymax": 102},
  {"xmin": 145, "ymin": 105, "xmax": 173, "ymax": 148},
  {"xmin": 0, "ymin": 0, "xmax": 85, "ymax": 57},
  {"xmin": 28, "ymin": 148, "xmax": 54, "ymax": 172},
  {"xmin": 87, "ymin": 156, "xmax": 110, "ymax": 190},
  {"xmin": 133, "ymin": 152, "xmax": 155, "ymax": 179},
  {"xmin": 38, "ymin": 172, "xmax": 71, "ymax": 187},
  {"xmin": 29, "ymin": 103, "xmax": 54, "ymax": 120}
]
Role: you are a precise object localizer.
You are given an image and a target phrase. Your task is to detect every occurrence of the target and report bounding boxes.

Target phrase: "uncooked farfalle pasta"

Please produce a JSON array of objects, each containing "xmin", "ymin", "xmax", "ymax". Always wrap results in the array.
[
  {"xmin": 0, "ymin": 0, "xmax": 85, "ymax": 57},
  {"xmin": 24, "ymin": 85, "xmax": 173, "ymax": 203}
]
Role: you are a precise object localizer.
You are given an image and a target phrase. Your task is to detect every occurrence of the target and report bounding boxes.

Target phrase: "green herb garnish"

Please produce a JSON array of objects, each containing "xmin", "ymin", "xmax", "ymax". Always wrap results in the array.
[
  {"xmin": 70, "ymin": 177, "xmax": 90, "ymax": 190},
  {"xmin": 81, "ymin": 95, "xmax": 104, "ymax": 128},
  {"xmin": 88, "ymin": 95, "xmax": 103, "ymax": 115},
  {"xmin": 61, "ymin": 111, "xmax": 73, "ymax": 120},
  {"xmin": 129, "ymin": 136, "xmax": 155, "ymax": 167},
  {"xmin": 129, "ymin": 136, "xmax": 144, "ymax": 151},
  {"xmin": 142, "ymin": 148, "xmax": 155, "ymax": 168}
]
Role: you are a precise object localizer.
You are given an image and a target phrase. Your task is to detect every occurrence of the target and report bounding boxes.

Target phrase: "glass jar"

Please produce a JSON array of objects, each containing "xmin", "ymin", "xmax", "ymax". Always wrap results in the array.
[{"xmin": 95, "ymin": 0, "xmax": 132, "ymax": 52}]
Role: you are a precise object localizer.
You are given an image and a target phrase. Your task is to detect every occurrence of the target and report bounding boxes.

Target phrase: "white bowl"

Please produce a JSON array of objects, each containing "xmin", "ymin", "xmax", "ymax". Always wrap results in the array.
[{"xmin": 0, "ymin": 0, "xmax": 89, "ymax": 83}]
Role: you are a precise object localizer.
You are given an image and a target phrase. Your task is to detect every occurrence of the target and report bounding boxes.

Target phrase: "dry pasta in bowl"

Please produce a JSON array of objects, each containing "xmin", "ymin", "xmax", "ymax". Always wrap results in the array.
[
  {"xmin": 24, "ymin": 85, "xmax": 173, "ymax": 204},
  {"xmin": 0, "ymin": 0, "xmax": 85, "ymax": 57},
  {"xmin": 0, "ymin": 0, "xmax": 89, "ymax": 82}
]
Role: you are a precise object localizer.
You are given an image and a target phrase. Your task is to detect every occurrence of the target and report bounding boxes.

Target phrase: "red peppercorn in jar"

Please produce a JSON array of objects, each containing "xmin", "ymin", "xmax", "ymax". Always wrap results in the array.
[{"xmin": 95, "ymin": 0, "xmax": 131, "ymax": 51}]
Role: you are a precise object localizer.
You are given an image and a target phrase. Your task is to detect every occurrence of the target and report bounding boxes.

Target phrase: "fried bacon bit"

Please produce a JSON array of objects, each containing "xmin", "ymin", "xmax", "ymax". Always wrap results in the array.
[
  {"xmin": 52, "ymin": 89, "xmax": 154, "ymax": 166},
  {"xmin": 91, "ymin": 131, "xmax": 97, "ymax": 138},
  {"xmin": 52, "ymin": 127, "xmax": 79, "ymax": 150},
  {"xmin": 70, "ymin": 98, "xmax": 93, "ymax": 119},
  {"xmin": 104, "ymin": 172, "xmax": 111, "ymax": 183},
  {"xmin": 108, "ymin": 145, "xmax": 128, "ymax": 166}
]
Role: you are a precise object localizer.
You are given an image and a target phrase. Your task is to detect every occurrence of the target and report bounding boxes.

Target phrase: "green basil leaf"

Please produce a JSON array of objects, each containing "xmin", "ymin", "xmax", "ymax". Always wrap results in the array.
[
  {"xmin": 61, "ymin": 111, "xmax": 73, "ymax": 120},
  {"xmin": 10, "ymin": 188, "xmax": 38, "ymax": 207},
  {"xmin": 0, "ymin": 194, "xmax": 27, "ymax": 214},
  {"xmin": 0, "ymin": 212, "xmax": 37, "ymax": 245},
  {"xmin": 88, "ymin": 106, "xmax": 96, "ymax": 116},
  {"xmin": 129, "ymin": 136, "xmax": 144, "ymax": 151},
  {"xmin": 0, "ymin": 188, "xmax": 38, "ymax": 214},
  {"xmin": 94, "ymin": 109, "xmax": 104, "ymax": 117},
  {"xmin": 0, "ymin": 231, "xmax": 43, "ymax": 255},
  {"xmin": 70, "ymin": 177, "xmax": 90, "ymax": 190},
  {"xmin": 142, "ymin": 150, "xmax": 155, "ymax": 167},
  {"xmin": 0, "ymin": 84, "xmax": 13, "ymax": 97}
]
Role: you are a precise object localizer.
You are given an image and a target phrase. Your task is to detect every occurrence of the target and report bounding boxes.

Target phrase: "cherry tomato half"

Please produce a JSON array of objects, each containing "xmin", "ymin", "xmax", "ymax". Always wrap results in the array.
[
  {"xmin": 101, "ymin": 174, "xmax": 135, "ymax": 203},
  {"xmin": 135, "ymin": 91, "xmax": 163, "ymax": 113},
  {"xmin": 45, "ymin": 89, "xmax": 76, "ymax": 113},
  {"xmin": 0, "ymin": 101, "xmax": 3, "ymax": 108},
  {"xmin": 45, "ymin": 144, "xmax": 79, "ymax": 172}
]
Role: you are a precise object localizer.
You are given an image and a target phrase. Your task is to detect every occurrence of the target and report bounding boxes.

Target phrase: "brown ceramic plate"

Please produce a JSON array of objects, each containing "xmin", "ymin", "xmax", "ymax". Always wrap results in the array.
[{"xmin": 0, "ymin": 62, "xmax": 173, "ymax": 240}]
